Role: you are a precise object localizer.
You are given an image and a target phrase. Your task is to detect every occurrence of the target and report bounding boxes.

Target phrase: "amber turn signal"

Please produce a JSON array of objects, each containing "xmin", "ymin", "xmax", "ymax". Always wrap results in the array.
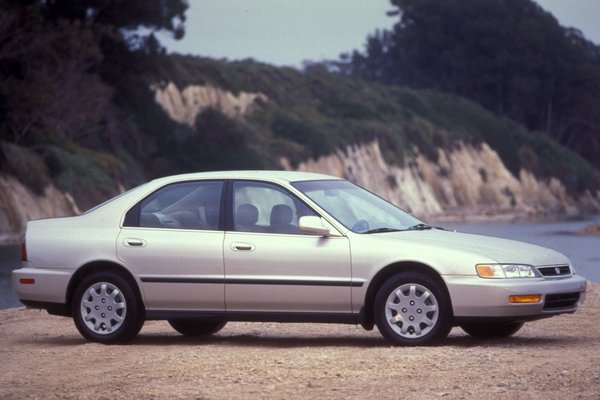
[
  {"xmin": 509, "ymin": 294, "xmax": 541, "ymax": 303},
  {"xmin": 476, "ymin": 265, "xmax": 495, "ymax": 277}
]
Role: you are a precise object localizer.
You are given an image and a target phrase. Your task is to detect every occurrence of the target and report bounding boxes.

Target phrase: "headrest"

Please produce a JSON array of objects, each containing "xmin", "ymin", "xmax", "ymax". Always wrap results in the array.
[{"xmin": 236, "ymin": 204, "xmax": 259, "ymax": 225}]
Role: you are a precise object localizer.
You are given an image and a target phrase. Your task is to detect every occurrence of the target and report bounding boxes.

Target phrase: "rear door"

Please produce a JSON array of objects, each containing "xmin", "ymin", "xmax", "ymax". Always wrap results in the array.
[{"xmin": 117, "ymin": 180, "xmax": 225, "ymax": 311}]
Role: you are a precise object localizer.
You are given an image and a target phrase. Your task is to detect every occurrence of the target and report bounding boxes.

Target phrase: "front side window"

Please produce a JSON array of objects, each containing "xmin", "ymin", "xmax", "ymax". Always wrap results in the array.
[
  {"xmin": 292, "ymin": 180, "xmax": 422, "ymax": 233},
  {"xmin": 233, "ymin": 181, "xmax": 316, "ymax": 234},
  {"xmin": 125, "ymin": 181, "xmax": 223, "ymax": 230}
]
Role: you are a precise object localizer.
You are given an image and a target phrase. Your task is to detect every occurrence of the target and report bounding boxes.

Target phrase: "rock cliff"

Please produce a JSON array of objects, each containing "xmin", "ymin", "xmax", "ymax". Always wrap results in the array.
[
  {"xmin": 281, "ymin": 140, "xmax": 600, "ymax": 219},
  {"xmin": 150, "ymin": 82, "xmax": 600, "ymax": 220},
  {"xmin": 0, "ymin": 174, "xmax": 79, "ymax": 244},
  {"xmin": 4, "ymin": 81, "xmax": 597, "ymax": 243},
  {"xmin": 151, "ymin": 82, "xmax": 267, "ymax": 126}
]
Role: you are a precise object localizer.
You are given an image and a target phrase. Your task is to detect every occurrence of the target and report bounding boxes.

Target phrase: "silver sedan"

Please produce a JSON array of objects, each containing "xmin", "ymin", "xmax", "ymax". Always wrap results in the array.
[{"xmin": 12, "ymin": 171, "xmax": 587, "ymax": 345}]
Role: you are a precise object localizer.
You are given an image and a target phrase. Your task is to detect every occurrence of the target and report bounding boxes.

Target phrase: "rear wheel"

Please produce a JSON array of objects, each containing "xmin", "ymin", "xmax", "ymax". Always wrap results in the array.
[
  {"xmin": 461, "ymin": 322, "xmax": 524, "ymax": 339},
  {"xmin": 168, "ymin": 319, "xmax": 227, "ymax": 336},
  {"xmin": 72, "ymin": 271, "xmax": 144, "ymax": 344},
  {"xmin": 374, "ymin": 272, "xmax": 452, "ymax": 346}
]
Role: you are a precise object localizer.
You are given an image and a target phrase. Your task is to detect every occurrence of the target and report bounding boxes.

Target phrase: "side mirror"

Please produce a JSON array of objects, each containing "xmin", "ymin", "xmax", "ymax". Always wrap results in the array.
[{"xmin": 299, "ymin": 216, "xmax": 331, "ymax": 237}]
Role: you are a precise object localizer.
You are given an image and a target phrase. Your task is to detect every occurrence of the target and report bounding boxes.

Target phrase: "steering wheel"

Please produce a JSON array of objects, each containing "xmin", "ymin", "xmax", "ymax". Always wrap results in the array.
[{"xmin": 351, "ymin": 219, "xmax": 370, "ymax": 233}]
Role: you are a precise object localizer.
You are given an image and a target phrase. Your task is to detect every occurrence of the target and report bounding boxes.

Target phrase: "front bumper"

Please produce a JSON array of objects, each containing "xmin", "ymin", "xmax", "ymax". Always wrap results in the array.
[
  {"xmin": 11, "ymin": 267, "xmax": 73, "ymax": 305},
  {"xmin": 445, "ymin": 274, "xmax": 587, "ymax": 319}
]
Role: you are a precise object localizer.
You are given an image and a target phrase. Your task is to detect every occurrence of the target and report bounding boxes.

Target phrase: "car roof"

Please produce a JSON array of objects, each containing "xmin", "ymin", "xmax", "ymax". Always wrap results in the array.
[
  {"xmin": 81, "ymin": 170, "xmax": 342, "ymax": 219},
  {"xmin": 148, "ymin": 170, "xmax": 342, "ymax": 186}
]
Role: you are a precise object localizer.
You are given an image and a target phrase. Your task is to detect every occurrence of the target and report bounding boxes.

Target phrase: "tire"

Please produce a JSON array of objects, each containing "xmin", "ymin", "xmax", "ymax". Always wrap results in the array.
[
  {"xmin": 168, "ymin": 319, "xmax": 227, "ymax": 336},
  {"xmin": 72, "ymin": 271, "xmax": 144, "ymax": 344},
  {"xmin": 461, "ymin": 321, "xmax": 524, "ymax": 339},
  {"xmin": 374, "ymin": 272, "xmax": 452, "ymax": 346}
]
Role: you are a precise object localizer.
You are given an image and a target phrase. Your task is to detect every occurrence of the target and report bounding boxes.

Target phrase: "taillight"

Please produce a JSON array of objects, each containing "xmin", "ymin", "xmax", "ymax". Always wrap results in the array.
[{"xmin": 21, "ymin": 240, "xmax": 27, "ymax": 262}]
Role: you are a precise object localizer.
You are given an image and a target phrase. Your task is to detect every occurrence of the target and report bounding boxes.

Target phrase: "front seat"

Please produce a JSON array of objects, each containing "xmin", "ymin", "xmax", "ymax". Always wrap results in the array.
[
  {"xmin": 140, "ymin": 213, "xmax": 162, "ymax": 228},
  {"xmin": 235, "ymin": 204, "xmax": 263, "ymax": 232},
  {"xmin": 269, "ymin": 204, "xmax": 298, "ymax": 234}
]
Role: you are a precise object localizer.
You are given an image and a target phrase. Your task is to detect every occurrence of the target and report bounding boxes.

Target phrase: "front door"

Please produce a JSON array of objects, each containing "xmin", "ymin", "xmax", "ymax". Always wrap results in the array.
[{"xmin": 223, "ymin": 180, "xmax": 352, "ymax": 313}]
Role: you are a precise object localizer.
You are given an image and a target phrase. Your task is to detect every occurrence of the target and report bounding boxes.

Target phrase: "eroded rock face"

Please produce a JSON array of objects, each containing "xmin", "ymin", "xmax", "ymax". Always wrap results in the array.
[
  {"xmin": 0, "ymin": 174, "xmax": 79, "ymax": 244},
  {"xmin": 281, "ymin": 140, "xmax": 600, "ymax": 219},
  {"xmin": 151, "ymin": 82, "xmax": 268, "ymax": 126},
  {"xmin": 5, "ymin": 84, "xmax": 592, "ymax": 242}
]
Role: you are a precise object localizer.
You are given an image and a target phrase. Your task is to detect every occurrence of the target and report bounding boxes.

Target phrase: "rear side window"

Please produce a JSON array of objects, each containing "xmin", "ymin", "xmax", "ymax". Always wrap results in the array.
[{"xmin": 124, "ymin": 181, "xmax": 223, "ymax": 230}]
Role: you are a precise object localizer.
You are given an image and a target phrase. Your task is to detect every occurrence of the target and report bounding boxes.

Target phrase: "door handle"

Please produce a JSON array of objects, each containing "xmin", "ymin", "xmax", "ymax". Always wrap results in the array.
[
  {"xmin": 125, "ymin": 238, "xmax": 146, "ymax": 247},
  {"xmin": 231, "ymin": 242, "xmax": 255, "ymax": 251}
]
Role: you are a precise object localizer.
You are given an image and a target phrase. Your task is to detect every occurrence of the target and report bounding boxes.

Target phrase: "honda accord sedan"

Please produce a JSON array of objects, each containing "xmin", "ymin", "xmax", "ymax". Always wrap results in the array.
[{"xmin": 12, "ymin": 171, "xmax": 587, "ymax": 345}]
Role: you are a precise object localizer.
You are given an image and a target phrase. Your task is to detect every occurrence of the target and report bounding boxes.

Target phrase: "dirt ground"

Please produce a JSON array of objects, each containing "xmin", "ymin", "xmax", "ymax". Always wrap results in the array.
[{"xmin": 1, "ymin": 284, "xmax": 599, "ymax": 400}]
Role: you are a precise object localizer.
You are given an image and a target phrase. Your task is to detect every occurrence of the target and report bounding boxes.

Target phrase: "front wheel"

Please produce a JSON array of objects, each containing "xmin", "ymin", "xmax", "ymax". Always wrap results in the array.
[
  {"xmin": 461, "ymin": 322, "xmax": 524, "ymax": 339},
  {"xmin": 72, "ymin": 271, "xmax": 144, "ymax": 344},
  {"xmin": 374, "ymin": 272, "xmax": 452, "ymax": 346},
  {"xmin": 168, "ymin": 319, "xmax": 227, "ymax": 336}
]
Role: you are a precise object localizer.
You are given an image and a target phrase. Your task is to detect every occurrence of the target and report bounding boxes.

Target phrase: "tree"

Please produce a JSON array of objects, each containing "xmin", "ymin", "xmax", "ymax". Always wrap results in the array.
[
  {"xmin": 345, "ymin": 0, "xmax": 600, "ymax": 169},
  {"xmin": 0, "ymin": 5, "xmax": 112, "ymax": 144},
  {"xmin": 0, "ymin": 0, "xmax": 191, "ymax": 201},
  {"xmin": 11, "ymin": 0, "xmax": 188, "ymax": 39}
]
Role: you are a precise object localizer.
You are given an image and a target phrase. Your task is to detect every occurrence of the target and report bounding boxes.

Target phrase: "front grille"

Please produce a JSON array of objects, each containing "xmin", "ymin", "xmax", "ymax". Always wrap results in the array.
[
  {"xmin": 537, "ymin": 265, "xmax": 571, "ymax": 277},
  {"xmin": 544, "ymin": 292, "xmax": 580, "ymax": 310}
]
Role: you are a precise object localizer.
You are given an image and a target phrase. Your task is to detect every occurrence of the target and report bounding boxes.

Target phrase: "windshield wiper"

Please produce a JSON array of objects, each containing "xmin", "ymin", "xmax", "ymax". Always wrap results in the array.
[
  {"xmin": 407, "ymin": 223, "xmax": 435, "ymax": 231},
  {"xmin": 364, "ymin": 224, "xmax": 445, "ymax": 234},
  {"xmin": 364, "ymin": 227, "xmax": 403, "ymax": 234},
  {"xmin": 406, "ymin": 223, "xmax": 446, "ymax": 231}
]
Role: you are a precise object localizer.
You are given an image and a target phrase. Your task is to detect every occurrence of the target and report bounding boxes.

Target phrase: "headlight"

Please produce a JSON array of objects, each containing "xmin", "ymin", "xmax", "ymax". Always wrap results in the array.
[{"xmin": 476, "ymin": 264, "xmax": 538, "ymax": 278}]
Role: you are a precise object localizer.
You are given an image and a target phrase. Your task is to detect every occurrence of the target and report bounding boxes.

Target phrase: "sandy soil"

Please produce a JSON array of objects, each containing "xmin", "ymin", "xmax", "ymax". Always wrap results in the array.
[{"xmin": 1, "ymin": 285, "xmax": 599, "ymax": 400}]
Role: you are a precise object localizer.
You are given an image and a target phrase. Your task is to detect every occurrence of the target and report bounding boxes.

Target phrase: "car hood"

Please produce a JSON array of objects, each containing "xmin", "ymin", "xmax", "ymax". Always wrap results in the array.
[{"xmin": 380, "ymin": 229, "xmax": 570, "ymax": 266}]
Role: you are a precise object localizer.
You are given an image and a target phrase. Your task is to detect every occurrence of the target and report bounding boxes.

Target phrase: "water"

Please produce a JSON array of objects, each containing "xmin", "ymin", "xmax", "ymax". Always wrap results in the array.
[
  {"xmin": 0, "ymin": 245, "xmax": 21, "ymax": 309},
  {"xmin": 1, "ymin": 217, "xmax": 598, "ymax": 309},
  {"xmin": 439, "ymin": 216, "xmax": 600, "ymax": 283}
]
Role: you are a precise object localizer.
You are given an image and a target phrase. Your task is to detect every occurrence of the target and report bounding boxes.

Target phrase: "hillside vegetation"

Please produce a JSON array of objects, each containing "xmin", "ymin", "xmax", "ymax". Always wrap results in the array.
[
  {"xmin": 344, "ymin": 0, "xmax": 600, "ymax": 171},
  {"xmin": 150, "ymin": 55, "xmax": 599, "ymax": 196},
  {"xmin": 0, "ymin": 1, "xmax": 599, "ymax": 214}
]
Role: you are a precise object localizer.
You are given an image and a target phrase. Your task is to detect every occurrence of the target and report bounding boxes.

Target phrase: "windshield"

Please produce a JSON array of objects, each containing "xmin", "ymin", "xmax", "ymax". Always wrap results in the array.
[{"xmin": 292, "ymin": 180, "xmax": 424, "ymax": 233}]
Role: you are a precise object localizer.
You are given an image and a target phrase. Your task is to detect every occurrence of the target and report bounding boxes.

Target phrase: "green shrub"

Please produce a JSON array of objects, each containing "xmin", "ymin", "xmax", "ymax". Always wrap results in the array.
[
  {"xmin": 269, "ymin": 111, "xmax": 334, "ymax": 158},
  {"xmin": 41, "ymin": 144, "xmax": 119, "ymax": 208},
  {"xmin": 0, "ymin": 141, "xmax": 50, "ymax": 195}
]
